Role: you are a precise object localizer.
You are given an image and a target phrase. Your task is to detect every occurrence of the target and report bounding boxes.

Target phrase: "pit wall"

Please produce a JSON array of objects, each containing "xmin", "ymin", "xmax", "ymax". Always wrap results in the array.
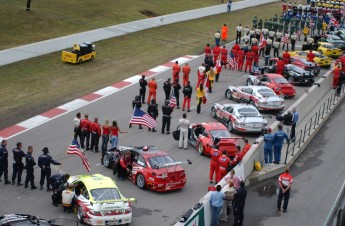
[{"xmin": 174, "ymin": 70, "xmax": 344, "ymax": 226}]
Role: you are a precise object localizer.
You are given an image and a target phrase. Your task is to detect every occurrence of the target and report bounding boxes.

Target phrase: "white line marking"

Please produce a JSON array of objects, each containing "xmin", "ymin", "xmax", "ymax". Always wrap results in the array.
[
  {"xmin": 149, "ymin": 65, "xmax": 170, "ymax": 73},
  {"xmin": 17, "ymin": 115, "xmax": 50, "ymax": 129},
  {"xmin": 94, "ymin": 86, "xmax": 119, "ymax": 96},
  {"xmin": 59, "ymin": 99, "xmax": 90, "ymax": 111},
  {"xmin": 124, "ymin": 75, "xmax": 142, "ymax": 84}
]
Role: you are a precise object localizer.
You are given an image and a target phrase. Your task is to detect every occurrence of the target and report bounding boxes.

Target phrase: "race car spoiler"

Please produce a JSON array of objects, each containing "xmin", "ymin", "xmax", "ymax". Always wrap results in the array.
[
  {"xmin": 238, "ymin": 115, "xmax": 272, "ymax": 119},
  {"xmin": 92, "ymin": 198, "xmax": 136, "ymax": 204}
]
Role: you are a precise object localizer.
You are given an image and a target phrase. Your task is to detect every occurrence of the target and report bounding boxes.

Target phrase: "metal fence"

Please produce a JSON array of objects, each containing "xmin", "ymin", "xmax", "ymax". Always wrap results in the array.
[{"xmin": 284, "ymin": 85, "xmax": 345, "ymax": 164}]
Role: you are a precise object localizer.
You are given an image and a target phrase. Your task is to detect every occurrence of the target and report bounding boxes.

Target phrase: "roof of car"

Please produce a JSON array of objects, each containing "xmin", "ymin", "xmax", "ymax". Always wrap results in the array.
[{"xmin": 72, "ymin": 174, "xmax": 117, "ymax": 190}]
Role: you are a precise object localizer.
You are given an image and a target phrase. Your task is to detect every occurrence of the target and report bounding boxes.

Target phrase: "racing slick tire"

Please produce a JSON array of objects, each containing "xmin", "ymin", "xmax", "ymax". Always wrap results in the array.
[
  {"xmin": 225, "ymin": 89, "xmax": 233, "ymax": 100},
  {"xmin": 136, "ymin": 174, "xmax": 146, "ymax": 189},
  {"xmin": 198, "ymin": 142, "xmax": 204, "ymax": 155},
  {"xmin": 211, "ymin": 107, "xmax": 217, "ymax": 118},
  {"xmin": 103, "ymin": 154, "xmax": 111, "ymax": 168},
  {"xmin": 227, "ymin": 121, "xmax": 234, "ymax": 132},
  {"xmin": 77, "ymin": 206, "xmax": 85, "ymax": 224},
  {"xmin": 78, "ymin": 59, "xmax": 82, "ymax": 64},
  {"xmin": 246, "ymin": 79, "xmax": 254, "ymax": 86}
]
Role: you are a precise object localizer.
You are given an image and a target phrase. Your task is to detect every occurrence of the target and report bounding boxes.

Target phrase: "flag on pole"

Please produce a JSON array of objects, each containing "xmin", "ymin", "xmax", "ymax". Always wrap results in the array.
[
  {"xmin": 67, "ymin": 139, "xmax": 91, "ymax": 172},
  {"xmin": 202, "ymin": 72, "xmax": 209, "ymax": 103},
  {"xmin": 258, "ymin": 33, "xmax": 267, "ymax": 50},
  {"xmin": 215, "ymin": 55, "xmax": 222, "ymax": 74},
  {"xmin": 129, "ymin": 108, "xmax": 157, "ymax": 129},
  {"xmin": 282, "ymin": 35, "xmax": 290, "ymax": 44},
  {"xmin": 169, "ymin": 89, "xmax": 177, "ymax": 108},
  {"xmin": 228, "ymin": 57, "xmax": 238, "ymax": 70}
]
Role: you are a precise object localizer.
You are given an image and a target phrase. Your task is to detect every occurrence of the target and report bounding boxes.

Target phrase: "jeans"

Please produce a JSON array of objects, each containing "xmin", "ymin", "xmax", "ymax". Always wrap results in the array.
[
  {"xmin": 110, "ymin": 136, "xmax": 118, "ymax": 148},
  {"xmin": 264, "ymin": 147, "xmax": 273, "ymax": 164},
  {"xmin": 227, "ymin": 3, "xmax": 231, "ymax": 12},
  {"xmin": 274, "ymin": 145, "xmax": 282, "ymax": 163},
  {"xmin": 101, "ymin": 134, "xmax": 109, "ymax": 152},
  {"xmin": 211, "ymin": 206, "xmax": 222, "ymax": 226},
  {"xmin": 215, "ymin": 38, "xmax": 220, "ymax": 46},
  {"xmin": 277, "ymin": 187, "xmax": 290, "ymax": 210}
]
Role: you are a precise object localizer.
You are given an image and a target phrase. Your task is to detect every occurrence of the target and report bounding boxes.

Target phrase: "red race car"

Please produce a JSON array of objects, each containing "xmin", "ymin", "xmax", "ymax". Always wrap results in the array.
[
  {"xmin": 290, "ymin": 56, "xmax": 320, "ymax": 76},
  {"xmin": 102, "ymin": 146, "xmax": 187, "ymax": 192},
  {"xmin": 188, "ymin": 122, "xmax": 241, "ymax": 158},
  {"xmin": 247, "ymin": 73, "xmax": 296, "ymax": 98}
]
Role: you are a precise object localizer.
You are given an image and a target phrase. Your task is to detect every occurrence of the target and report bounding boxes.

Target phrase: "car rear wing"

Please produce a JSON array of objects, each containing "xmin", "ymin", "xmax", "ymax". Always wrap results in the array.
[
  {"xmin": 92, "ymin": 198, "xmax": 137, "ymax": 204},
  {"xmin": 238, "ymin": 115, "xmax": 272, "ymax": 119},
  {"xmin": 153, "ymin": 159, "xmax": 192, "ymax": 169}
]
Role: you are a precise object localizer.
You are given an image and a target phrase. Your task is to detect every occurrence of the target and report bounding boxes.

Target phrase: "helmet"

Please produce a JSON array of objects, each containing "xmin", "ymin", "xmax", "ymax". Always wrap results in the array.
[
  {"xmin": 143, "ymin": 146, "xmax": 149, "ymax": 151},
  {"xmin": 254, "ymin": 161, "xmax": 262, "ymax": 171}
]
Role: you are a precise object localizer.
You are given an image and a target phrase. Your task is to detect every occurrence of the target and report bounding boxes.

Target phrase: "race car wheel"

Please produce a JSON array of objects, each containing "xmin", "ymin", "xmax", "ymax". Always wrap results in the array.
[
  {"xmin": 225, "ymin": 89, "xmax": 233, "ymax": 99},
  {"xmin": 250, "ymin": 100, "xmax": 256, "ymax": 107},
  {"xmin": 246, "ymin": 79, "xmax": 253, "ymax": 86},
  {"xmin": 78, "ymin": 59, "xmax": 82, "ymax": 64},
  {"xmin": 198, "ymin": 143, "xmax": 204, "ymax": 155},
  {"xmin": 77, "ymin": 206, "xmax": 85, "ymax": 224},
  {"xmin": 211, "ymin": 107, "xmax": 217, "ymax": 118},
  {"xmin": 103, "ymin": 154, "xmax": 111, "ymax": 168},
  {"xmin": 136, "ymin": 174, "xmax": 146, "ymax": 189},
  {"xmin": 90, "ymin": 56, "xmax": 94, "ymax": 61},
  {"xmin": 227, "ymin": 121, "xmax": 234, "ymax": 132}
]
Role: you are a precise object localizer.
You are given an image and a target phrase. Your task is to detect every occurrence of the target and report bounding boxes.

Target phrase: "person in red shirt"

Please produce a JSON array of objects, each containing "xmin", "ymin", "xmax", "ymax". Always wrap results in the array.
[
  {"xmin": 218, "ymin": 150, "xmax": 230, "ymax": 181},
  {"xmin": 333, "ymin": 65, "xmax": 341, "ymax": 89},
  {"xmin": 204, "ymin": 43, "xmax": 211, "ymax": 55},
  {"xmin": 233, "ymin": 43, "xmax": 241, "ymax": 52},
  {"xmin": 147, "ymin": 78, "xmax": 157, "ymax": 104},
  {"xmin": 209, "ymin": 148, "xmax": 221, "ymax": 184},
  {"xmin": 306, "ymin": 50, "xmax": 315, "ymax": 62},
  {"xmin": 237, "ymin": 49, "xmax": 245, "ymax": 71},
  {"xmin": 90, "ymin": 117, "xmax": 101, "ymax": 152},
  {"xmin": 221, "ymin": 46, "xmax": 228, "ymax": 69},
  {"xmin": 182, "ymin": 63, "xmax": 191, "ymax": 87},
  {"xmin": 80, "ymin": 114, "xmax": 91, "ymax": 150},
  {"xmin": 221, "ymin": 24, "xmax": 228, "ymax": 44},
  {"xmin": 244, "ymin": 50, "xmax": 253, "ymax": 73},
  {"xmin": 251, "ymin": 44, "xmax": 259, "ymax": 56},
  {"xmin": 118, "ymin": 151, "xmax": 132, "ymax": 180},
  {"xmin": 172, "ymin": 61, "xmax": 181, "ymax": 82},
  {"xmin": 241, "ymin": 138, "xmax": 251, "ymax": 159},
  {"xmin": 276, "ymin": 58, "xmax": 285, "ymax": 75},
  {"xmin": 213, "ymin": 44, "xmax": 221, "ymax": 63},
  {"xmin": 282, "ymin": 1, "xmax": 287, "ymax": 12},
  {"xmin": 277, "ymin": 167, "xmax": 293, "ymax": 212},
  {"xmin": 282, "ymin": 50, "xmax": 291, "ymax": 64},
  {"xmin": 341, "ymin": 56, "xmax": 345, "ymax": 73}
]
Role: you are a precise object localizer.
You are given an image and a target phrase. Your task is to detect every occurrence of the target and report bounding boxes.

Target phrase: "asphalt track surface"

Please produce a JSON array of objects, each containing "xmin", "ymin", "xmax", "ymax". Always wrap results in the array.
[
  {"xmin": 229, "ymin": 97, "xmax": 345, "ymax": 226},
  {"xmin": 0, "ymin": 43, "xmax": 330, "ymax": 226}
]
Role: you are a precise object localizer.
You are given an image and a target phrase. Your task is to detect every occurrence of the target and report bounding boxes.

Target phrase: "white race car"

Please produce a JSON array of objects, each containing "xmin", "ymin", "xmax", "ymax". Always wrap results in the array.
[
  {"xmin": 225, "ymin": 85, "xmax": 284, "ymax": 111},
  {"xmin": 211, "ymin": 103, "xmax": 268, "ymax": 133}
]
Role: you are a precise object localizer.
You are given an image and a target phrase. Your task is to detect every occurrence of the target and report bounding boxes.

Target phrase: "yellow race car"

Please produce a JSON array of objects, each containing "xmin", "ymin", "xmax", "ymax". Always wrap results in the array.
[
  {"xmin": 62, "ymin": 42, "xmax": 96, "ymax": 64},
  {"xmin": 289, "ymin": 50, "xmax": 332, "ymax": 68},
  {"xmin": 317, "ymin": 42, "xmax": 343, "ymax": 58}
]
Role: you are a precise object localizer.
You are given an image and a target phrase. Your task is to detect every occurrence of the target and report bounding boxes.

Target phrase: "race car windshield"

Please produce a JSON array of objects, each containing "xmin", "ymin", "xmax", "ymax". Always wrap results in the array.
[
  {"xmin": 238, "ymin": 108, "xmax": 259, "ymax": 116},
  {"xmin": 149, "ymin": 155, "xmax": 175, "ymax": 169},
  {"xmin": 209, "ymin": 130, "xmax": 231, "ymax": 138},
  {"xmin": 90, "ymin": 188, "xmax": 121, "ymax": 201},
  {"xmin": 257, "ymin": 89, "xmax": 275, "ymax": 96},
  {"xmin": 274, "ymin": 78, "xmax": 288, "ymax": 84}
]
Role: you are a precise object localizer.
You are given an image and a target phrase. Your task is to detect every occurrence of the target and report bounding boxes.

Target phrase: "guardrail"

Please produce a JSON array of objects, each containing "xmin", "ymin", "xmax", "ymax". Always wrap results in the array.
[
  {"xmin": 284, "ymin": 84, "xmax": 345, "ymax": 164},
  {"xmin": 323, "ymin": 180, "xmax": 345, "ymax": 226}
]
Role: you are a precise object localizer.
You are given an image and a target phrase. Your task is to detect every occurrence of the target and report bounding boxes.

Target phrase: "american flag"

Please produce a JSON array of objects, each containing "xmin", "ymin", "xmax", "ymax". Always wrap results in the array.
[
  {"xmin": 310, "ymin": 19, "xmax": 315, "ymax": 28},
  {"xmin": 330, "ymin": 16, "xmax": 339, "ymax": 27},
  {"xmin": 258, "ymin": 33, "xmax": 267, "ymax": 50},
  {"xmin": 67, "ymin": 139, "xmax": 91, "ymax": 172},
  {"xmin": 169, "ymin": 89, "xmax": 177, "ymax": 108},
  {"xmin": 215, "ymin": 55, "xmax": 222, "ymax": 74},
  {"xmin": 228, "ymin": 57, "xmax": 238, "ymax": 70},
  {"xmin": 282, "ymin": 35, "xmax": 290, "ymax": 44},
  {"xmin": 129, "ymin": 108, "xmax": 157, "ymax": 129}
]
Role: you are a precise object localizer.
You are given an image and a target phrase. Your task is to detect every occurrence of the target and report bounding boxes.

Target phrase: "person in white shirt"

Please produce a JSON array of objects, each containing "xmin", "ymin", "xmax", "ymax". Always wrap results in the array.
[
  {"xmin": 221, "ymin": 179, "xmax": 236, "ymax": 222},
  {"xmin": 243, "ymin": 25, "xmax": 249, "ymax": 36},
  {"xmin": 62, "ymin": 183, "xmax": 76, "ymax": 212},
  {"xmin": 73, "ymin": 112, "xmax": 81, "ymax": 141},
  {"xmin": 236, "ymin": 24, "xmax": 243, "ymax": 44},
  {"xmin": 179, "ymin": 113, "xmax": 190, "ymax": 149}
]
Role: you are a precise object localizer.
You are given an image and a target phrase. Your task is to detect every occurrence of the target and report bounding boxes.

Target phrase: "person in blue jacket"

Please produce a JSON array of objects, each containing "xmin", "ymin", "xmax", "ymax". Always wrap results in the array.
[
  {"xmin": 273, "ymin": 124, "xmax": 289, "ymax": 164},
  {"xmin": 263, "ymin": 128, "xmax": 275, "ymax": 166}
]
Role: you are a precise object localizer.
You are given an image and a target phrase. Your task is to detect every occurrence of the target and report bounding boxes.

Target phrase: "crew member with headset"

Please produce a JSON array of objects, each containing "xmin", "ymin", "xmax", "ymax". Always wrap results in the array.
[{"xmin": 38, "ymin": 147, "xmax": 61, "ymax": 191}]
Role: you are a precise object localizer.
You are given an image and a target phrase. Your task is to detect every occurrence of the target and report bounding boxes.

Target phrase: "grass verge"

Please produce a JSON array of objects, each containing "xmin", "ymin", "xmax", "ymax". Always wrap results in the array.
[
  {"xmin": 1, "ymin": 1, "xmax": 286, "ymax": 130},
  {"xmin": 0, "ymin": 0, "xmax": 235, "ymax": 50}
]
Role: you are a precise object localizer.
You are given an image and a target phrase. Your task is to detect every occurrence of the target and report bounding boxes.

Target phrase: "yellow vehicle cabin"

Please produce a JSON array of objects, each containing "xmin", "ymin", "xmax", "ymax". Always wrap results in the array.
[{"xmin": 62, "ymin": 42, "xmax": 96, "ymax": 64}]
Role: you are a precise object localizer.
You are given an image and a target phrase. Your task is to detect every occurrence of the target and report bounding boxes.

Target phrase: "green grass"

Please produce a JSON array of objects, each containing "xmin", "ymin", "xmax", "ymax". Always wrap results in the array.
[
  {"xmin": 0, "ymin": 1, "xmax": 294, "ymax": 130},
  {"xmin": 0, "ymin": 0, "xmax": 229, "ymax": 50}
]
